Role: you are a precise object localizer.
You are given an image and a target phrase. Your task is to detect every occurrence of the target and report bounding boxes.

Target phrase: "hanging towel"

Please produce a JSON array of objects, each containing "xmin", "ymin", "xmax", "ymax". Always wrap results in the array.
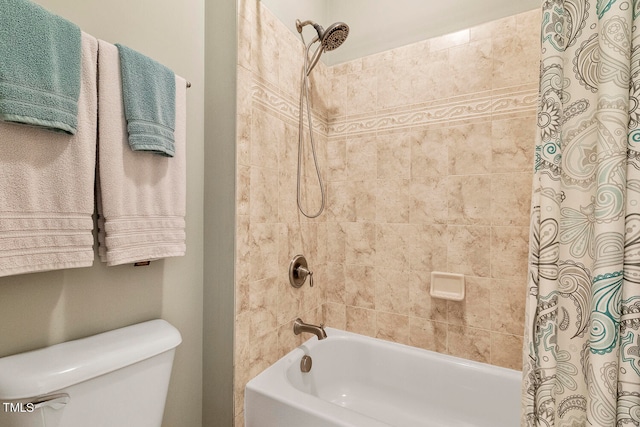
[
  {"xmin": 0, "ymin": 0, "xmax": 81, "ymax": 134},
  {"xmin": 96, "ymin": 40, "xmax": 186, "ymax": 266},
  {"xmin": 0, "ymin": 32, "xmax": 97, "ymax": 277},
  {"xmin": 114, "ymin": 43, "xmax": 176, "ymax": 157}
]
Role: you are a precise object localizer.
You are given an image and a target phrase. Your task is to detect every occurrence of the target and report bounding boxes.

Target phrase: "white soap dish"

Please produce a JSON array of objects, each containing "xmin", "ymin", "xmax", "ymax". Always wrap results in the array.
[{"xmin": 430, "ymin": 272, "xmax": 465, "ymax": 301}]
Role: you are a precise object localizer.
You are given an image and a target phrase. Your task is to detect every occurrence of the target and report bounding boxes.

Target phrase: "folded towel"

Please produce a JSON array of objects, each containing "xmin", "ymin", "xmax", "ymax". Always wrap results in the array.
[
  {"xmin": 0, "ymin": 33, "xmax": 97, "ymax": 277},
  {"xmin": 0, "ymin": 0, "xmax": 81, "ymax": 134},
  {"xmin": 97, "ymin": 40, "xmax": 186, "ymax": 266},
  {"xmin": 114, "ymin": 43, "xmax": 176, "ymax": 157}
]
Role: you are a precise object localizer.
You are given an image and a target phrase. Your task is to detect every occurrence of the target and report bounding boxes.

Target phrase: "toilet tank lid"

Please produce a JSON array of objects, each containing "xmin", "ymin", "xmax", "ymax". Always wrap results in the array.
[{"xmin": 0, "ymin": 319, "xmax": 182, "ymax": 400}]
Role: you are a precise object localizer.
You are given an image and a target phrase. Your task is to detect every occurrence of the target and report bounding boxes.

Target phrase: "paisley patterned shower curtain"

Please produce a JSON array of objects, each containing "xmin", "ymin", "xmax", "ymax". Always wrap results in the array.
[{"xmin": 522, "ymin": 1, "xmax": 640, "ymax": 426}]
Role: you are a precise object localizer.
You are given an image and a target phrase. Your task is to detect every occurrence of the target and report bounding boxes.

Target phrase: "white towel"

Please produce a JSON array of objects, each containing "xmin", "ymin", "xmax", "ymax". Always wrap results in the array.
[
  {"xmin": 96, "ymin": 40, "xmax": 186, "ymax": 266},
  {"xmin": 0, "ymin": 32, "xmax": 97, "ymax": 277}
]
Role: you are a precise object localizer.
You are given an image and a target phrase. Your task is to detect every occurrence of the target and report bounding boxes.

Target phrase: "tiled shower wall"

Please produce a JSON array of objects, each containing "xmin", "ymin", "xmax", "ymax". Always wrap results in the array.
[
  {"xmin": 234, "ymin": 1, "xmax": 539, "ymax": 423},
  {"xmin": 321, "ymin": 8, "xmax": 539, "ymax": 370},
  {"xmin": 234, "ymin": 1, "xmax": 332, "ymax": 424}
]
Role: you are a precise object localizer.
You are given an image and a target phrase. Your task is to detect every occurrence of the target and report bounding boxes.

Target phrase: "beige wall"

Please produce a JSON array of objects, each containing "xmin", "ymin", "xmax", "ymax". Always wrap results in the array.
[
  {"xmin": 0, "ymin": 1, "xmax": 205, "ymax": 426},
  {"xmin": 235, "ymin": 3, "xmax": 539, "ymax": 424},
  {"xmin": 322, "ymin": 10, "xmax": 539, "ymax": 370},
  {"xmin": 234, "ymin": 0, "xmax": 332, "ymax": 424}
]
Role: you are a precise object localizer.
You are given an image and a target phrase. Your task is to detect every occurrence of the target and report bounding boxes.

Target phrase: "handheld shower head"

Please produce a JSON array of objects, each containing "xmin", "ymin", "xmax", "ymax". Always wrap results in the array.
[
  {"xmin": 297, "ymin": 20, "xmax": 349, "ymax": 74},
  {"xmin": 317, "ymin": 22, "xmax": 349, "ymax": 51}
]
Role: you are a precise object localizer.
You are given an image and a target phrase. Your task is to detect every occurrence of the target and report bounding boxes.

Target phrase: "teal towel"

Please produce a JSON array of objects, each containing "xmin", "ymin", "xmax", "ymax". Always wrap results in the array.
[
  {"xmin": 0, "ymin": 0, "xmax": 81, "ymax": 134},
  {"xmin": 115, "ymin": 44, "xmax": 176, "ymax": 157}
]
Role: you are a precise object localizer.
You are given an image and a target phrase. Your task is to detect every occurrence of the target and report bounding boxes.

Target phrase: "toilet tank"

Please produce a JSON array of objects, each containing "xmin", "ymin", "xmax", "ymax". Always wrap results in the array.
[{"xmin": 0, "ymin": 319, "xmax": 181, "ymax": 427}]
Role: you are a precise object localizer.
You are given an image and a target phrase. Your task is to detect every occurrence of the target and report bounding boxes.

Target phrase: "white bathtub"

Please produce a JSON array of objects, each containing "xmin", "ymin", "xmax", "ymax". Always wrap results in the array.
[{"xmin": 245, "ymin": 328, "xmax": 521, "ymax": 427}]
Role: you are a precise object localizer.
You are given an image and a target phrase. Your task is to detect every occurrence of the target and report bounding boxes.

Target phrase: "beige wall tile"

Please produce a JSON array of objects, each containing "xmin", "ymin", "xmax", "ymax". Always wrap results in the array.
[
  {"xmin": 235, "ymin": 413, "xmax": 245, "ymax": 427},
  {"xmin": 344, "ymin": 222, "xmax": 376, "ymax": 266},
  {"xmin": 346, "ymin": 306, "xmax": 377, "ymax": 336},
  {"xmin": 323, "ymin": 302, "xmax": 347, "ymax": 329},
  {"xmin": 250, "ymin": 166, "xmax": 279, "ymax": 223},
  {"xmin": 234, "ymin": 312, "xmax": 251, "ymax": 393},
  {"xmin": 362, "ymin": 50, "xmax": 393, "ymax": 70},
  {"xmin": 492, "ymin": 24, "xmax": 539, "ymax": 89},
  {"xmin": 328, "ymin": 75, "xmax": 348, "ymax": 119},
  {"xmin": 376, "ymin": 312, "xmax": 410, "ymax": 345},
  {"xmin": 250, "ymin": 107, "xmax": 283, "ymax": 167},
  {"xmin": 328, "ymin": 180, "xmax": 376, "ymax": 223},
  {"xmin": 327, "ymin": 181, "xmax": 357, "ymax": 222},
  {"xmin": 376, "ymin": 62, "xmax": 414, "ymax": 110},
  {"xmin": 325, "ymin": 262, "xmax": 346, "ymax": 304},
  {"xmin": 412, "ymin": 224, "xmax": 448, "ymax": 272},
  {"xmin": 351, "ymin": 180, "xmax": 377, "ymax": 222},
  {"xmin": 248, "ymin": 329, "xmax": 279, "ymax": 378},
  {"xmin": 409, "ymin": 274, "xmax": 447, "ymax": 322},
  {"xmin": 375, "ymin": 268, "xmax": 411, "ymax": 315},
  {"xmin": 490, "ymin": 277, "xmax": 527, "ymax": 335},
  {"xmin": 326, "ymin": 138, "xmax": 347, "ymax": 181},
  {"xmin": 347, "ymin": 69, "xmax": 378, "ymax": 115},
  {"xmin": 252, "ymin": 4, "xmax": 280, "ymax": 85},
  {"xmin": 326, "ymin": 222, "xmax": 346, "ymax": 263},
  {"xmin": 375, "ymin": 223, "xmax": 413, "ymax": 269},
  {"xmin": 446, "ymin": 122, "xmax": 492, "ymax": 175},
  {"xmin": 277, "ymin": 170, "xmax": 297, "ymax": 223},
  {"xmin": 409, "ymin": 317, "xmax": 447, "ymax": 352},
  {"xmin": 345, "ymin": 265, "xmax": 376, "ymax": 309},
  {"xmin": 491, "ymin": 115, "xmax": 536, "ymax": 173},
  {"xmin": 277, "ymin": 276, "xmax": 302, "ymax": 325},
  {"xmin": 447, "ymin": 225, "xmax": 491, "ymax": 277},
  {"xmin": 448, "ymin": 40, "xmax": 493, "ymax": 96},
  {"xmin": 377, "ymin": 133, "xmax": 411, "ymax": 179},
  {"xmin": 490, "ymin": 226, "xmax": 529, "ymax": 278},
  {"xmin": 237, "ymin": 165, "xmax": 251, "ymax": 217},
  {"xmin": 447, "ymin": 325, "xmax": 491, "ymax": 363},
  {"xmin": 278, "ymin": 122, "xmax": 299, "ymax": 179},
  {"xmin": 411, "ymin": 49, "xmax": 452, "ymax": 102},
  {"xmin": 346, "ymin": 135, "xmax": 377, "ymax": 180},
  {"xmin": 447, "ymin": 276, "xmax": 491, "ymax": 329},
  {"xmin": 278, "ymin": 33, "xmax": 304, "ymax": 98},
  {"xmin": 410, "ymin": 177, "xmax": 448, "ymax": 224},
  {"xmin": 249, "ymin": 277, "xmax": 278, "ymax": 339},
  {"xmin": 376, "ymin": 179, "xmax": 411, "ymax": 223},
  {"xmin": 236, "ymin": 69, "xmax": 252, "ymax": 167},
  {"xmin": 248, "ymin": 222, "xmax": 279, "ymax": 282},
  {"xmin": 491, "ymin": 173, "xmax": 532, "ymax": 226},
  {"xmin": 447, "ymin": 175, "xmax": 492, "ymax": 225},
  {"xmin": 411, "ymin": 129, "xmax": 449, "ymax": 178},
  {"xmin": 491, "ymin": 332, "xmax": 524, "ymax": 370}
]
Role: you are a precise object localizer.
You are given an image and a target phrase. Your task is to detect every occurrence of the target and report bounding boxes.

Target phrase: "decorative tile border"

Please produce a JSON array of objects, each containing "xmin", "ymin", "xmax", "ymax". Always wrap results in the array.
[
  {"xmin": 250, "ymin": 77, "xmax": 330, "ymax": 135},
  {"xmin": 330, "ymin": 88, "xmax": 538, "ymax": 137},
  {"xmin": 250, "ymin": 73, "xmax": 538, "ymax": 139}
]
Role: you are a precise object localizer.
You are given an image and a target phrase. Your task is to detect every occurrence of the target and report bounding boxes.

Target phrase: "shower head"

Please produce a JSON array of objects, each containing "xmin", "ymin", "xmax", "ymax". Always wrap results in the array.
[
  {"xmin": 313, "ymin": 22, "xmax": 349, "ymax": 51},
  {"xmin": 296, "ymin": 19, "xmax": 349, "ymax": 74}
]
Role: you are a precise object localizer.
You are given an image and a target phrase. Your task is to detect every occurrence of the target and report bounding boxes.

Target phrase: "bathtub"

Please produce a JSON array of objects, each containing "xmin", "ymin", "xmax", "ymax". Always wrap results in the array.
[{"xmin": 245, "ymin": 328, "xmax": 521, "ymax": 427}]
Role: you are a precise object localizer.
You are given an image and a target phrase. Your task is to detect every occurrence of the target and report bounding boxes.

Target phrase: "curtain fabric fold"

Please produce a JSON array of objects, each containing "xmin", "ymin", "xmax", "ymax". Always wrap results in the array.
[{"xmin": 523, "ymin": 1, "xmax": 640, "ymax": 425}]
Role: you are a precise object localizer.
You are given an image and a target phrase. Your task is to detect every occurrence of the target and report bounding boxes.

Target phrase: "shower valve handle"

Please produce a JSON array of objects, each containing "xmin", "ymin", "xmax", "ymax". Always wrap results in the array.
[
  {"xmin": 289, "ymin": 255, "xmax": 314, "ymax": 288},
  {"xmin": 297, "ymin": 266, "xmax": 314, "ymax": 287}
]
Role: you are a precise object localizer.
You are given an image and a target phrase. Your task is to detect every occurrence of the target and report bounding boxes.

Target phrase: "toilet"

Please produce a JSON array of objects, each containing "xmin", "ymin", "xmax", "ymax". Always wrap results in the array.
[{"xmin": 0, "ymin": 319, "xmax": 181, "ymax": 427}]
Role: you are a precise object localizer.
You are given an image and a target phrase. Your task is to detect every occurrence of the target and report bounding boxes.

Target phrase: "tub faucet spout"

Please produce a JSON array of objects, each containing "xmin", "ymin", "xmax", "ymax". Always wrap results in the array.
[{"xmin": 293, "ymin": 318, "xmax": 327, "ymax": 340}]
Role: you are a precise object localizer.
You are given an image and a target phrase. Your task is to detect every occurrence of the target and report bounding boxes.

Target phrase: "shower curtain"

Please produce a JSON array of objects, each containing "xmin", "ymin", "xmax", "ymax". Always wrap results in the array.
[{"xmin": 523, "ymin": 1, "xmax": 640, "ymax": 426}]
